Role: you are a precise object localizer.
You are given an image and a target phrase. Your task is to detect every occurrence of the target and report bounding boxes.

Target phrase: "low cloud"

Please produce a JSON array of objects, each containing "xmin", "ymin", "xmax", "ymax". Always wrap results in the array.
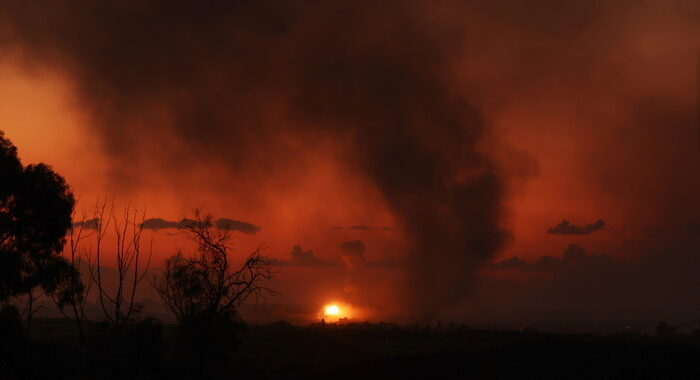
[
  {"xmin": 547, "ymin": 219, "xmax": 605, "ymax": 235},
  {"xmin": 216, "ymin": 218, "xmax": 261, "ymax": 234},
  {"xmin": 71, "ymin": 218, "xmax": 100, "ymax": 230},
  {"xmin": 489, "ymin": 244, "xmax": 614, "ymax": 272},
  {"xmin": 140, "ymin": 218, "xmax": 181, "ymax": 230},
  {"xmin": 268, "ymin": 242, "xmax": 401, "ymax": 269},
  {"xmin": 139, "ymin": 217, "xmax": 260, "ymax": 234},
  {"xmin": 288, "ymin": 245, "xmax": 340, "ymax": 267}
]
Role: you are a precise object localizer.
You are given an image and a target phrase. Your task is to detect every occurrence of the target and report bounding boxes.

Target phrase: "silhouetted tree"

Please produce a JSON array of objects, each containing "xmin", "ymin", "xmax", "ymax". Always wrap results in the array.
[
  {"xmin": 155, "ymin": 211, "xmax": 274, "ymax": 375},
  {"xmin": 69, "ymin": 200, "xmax": 162, "ymax": 379},
  {"xmin": 156, "ymin": 211, "xmax": 274, "ymax": 324},
  {"xmin": 0, "ymin": 131, "xmax": 78, "ymax": 334},
  {"xmin": 51, "ymin": 206, "xmax": 94, "ymax": 347},
  {"xmin": 87, "ymin": 199, "xmax": 152, "ymax": 332}
]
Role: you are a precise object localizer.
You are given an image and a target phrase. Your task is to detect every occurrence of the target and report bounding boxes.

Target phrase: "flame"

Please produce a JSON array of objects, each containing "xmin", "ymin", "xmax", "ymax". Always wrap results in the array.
[
  {"xmin": 320, "ymin": 302, "xmax": 353, "ymax": 322},
  {"xmin": 324, "ymin": 304, "xmax": 341, "ymax": 316}
]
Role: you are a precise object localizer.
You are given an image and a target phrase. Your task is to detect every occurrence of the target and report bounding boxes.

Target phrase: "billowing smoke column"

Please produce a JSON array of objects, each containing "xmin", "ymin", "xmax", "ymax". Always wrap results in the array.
[
  {"xmin": 340, "ymin": 240, "xmax": 366, "ymax": 295},
  {"xmin": 0, "ymin": 1, "xmax": 509, "ymax": 316}
]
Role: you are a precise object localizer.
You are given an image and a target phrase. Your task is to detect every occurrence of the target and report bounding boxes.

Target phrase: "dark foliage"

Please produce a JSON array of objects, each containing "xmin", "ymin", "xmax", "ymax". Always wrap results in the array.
[{"xmin": 0, "ymin": 131, "xmax": 77, "ymax": 306}]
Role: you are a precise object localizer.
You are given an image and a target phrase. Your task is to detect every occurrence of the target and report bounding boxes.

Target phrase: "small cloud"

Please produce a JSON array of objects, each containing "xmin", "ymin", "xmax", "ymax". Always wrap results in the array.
[
  {"xmin": 489, "ymin": 244, "xmax": 613, "ymax": 272},
  {"xmin": 488, "ymin": 256, "xmax": 529, "ymax": 271},
  {"xmin": 547, "ymin": 219, "xmax": 605, "ymax": 235},
  {"xmin": 72, "ymin": 218, "xmax": 100, "ymax": 230},
  {"xmin": 215, "ymin": 218, "xmax": 261, "ymax": 234},
  {"xmin": 139, "ymin": 216, "xmax": 260, "ymax": 234},
  {"xmin": 289, "ymin": 245, "xmax": 340, "ymax": 267},
  {"xmin": 141, "ymin": 218, "xmax": 180, "ymax": 230}
]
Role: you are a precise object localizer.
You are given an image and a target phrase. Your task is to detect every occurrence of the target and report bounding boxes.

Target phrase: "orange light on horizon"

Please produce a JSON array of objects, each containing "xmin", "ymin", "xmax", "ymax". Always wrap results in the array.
[
  {"xmin": 324, "ymin": 304, "xmax": 341, "ymax": 316},
  {"xmin": 321, "ymin": 302, "xmax": 355, "ymax": 322}
]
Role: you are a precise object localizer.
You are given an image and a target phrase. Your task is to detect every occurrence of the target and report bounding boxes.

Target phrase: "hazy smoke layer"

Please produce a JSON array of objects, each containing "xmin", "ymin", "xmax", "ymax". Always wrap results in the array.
[
  {"xmin": 6, "ymin": 1, "xmax": 699, "ymax": 319},
  {"xmin": 0, "ymin": 0, "xmax": 511, "ymax": 315}
]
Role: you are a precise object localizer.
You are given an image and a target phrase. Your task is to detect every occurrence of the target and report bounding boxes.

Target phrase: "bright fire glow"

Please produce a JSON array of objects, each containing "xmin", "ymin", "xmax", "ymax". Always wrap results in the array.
[{"xmin": 324, "ymin": 304, "xmax": 340, "ymax": 316}]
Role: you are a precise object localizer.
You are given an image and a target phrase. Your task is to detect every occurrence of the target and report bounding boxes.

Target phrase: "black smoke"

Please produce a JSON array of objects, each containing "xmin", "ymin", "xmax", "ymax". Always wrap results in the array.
[{"xmin": 0, "ymin": 0, "xmax": 514, "ymax": 316}]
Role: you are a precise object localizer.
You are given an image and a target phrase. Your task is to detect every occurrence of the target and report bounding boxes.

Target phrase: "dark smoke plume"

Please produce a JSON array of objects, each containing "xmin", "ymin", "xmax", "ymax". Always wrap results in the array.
[
  {"xmin": 0, "ymin": 1, "xmax": 510, "ymax": 315},
  {"xmin": 340, "ymin": 240, "xmax": 367, "ymax": 295}
]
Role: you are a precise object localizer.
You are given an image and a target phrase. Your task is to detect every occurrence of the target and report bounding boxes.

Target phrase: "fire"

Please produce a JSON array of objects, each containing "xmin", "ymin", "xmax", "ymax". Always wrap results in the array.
[
  {"xmin": 319, "ymin": 301, "xmax": 366, "ymax": 322},
  {"xmin": 320, "ymin": 302, "xmax": 354, "ymax": 322},
  {"xmin": 324, "ymin": 304, "xmax": 341, "ymax": 316}
]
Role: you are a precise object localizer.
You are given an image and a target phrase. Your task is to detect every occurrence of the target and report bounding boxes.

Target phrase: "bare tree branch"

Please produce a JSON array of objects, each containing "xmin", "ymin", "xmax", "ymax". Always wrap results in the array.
[{"xmin": 155, "ymin": 210, "xmax": 276, "ymax": 327}]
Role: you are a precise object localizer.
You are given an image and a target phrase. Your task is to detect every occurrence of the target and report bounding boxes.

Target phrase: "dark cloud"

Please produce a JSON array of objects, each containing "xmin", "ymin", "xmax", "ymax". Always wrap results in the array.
[
  {"xmin": 270, "ymin": 242, "xmax": 399, "ymax": 270},
  {"xmin": 487, "ymin": 256, "xmax": 529, "ymax": 271},
  {"xmin": 477, "ymin": 233, "xmax": 700, "ymax": 332},
  {"xmin": 547, "ymin": 220, "xmax": 605, "ymax": 235},
  {"xmin": 289, "ymin": 245, "xmax": 340, "ymax": 268},
  {"xmin": 71, "ymin": 218, "xmax": 100, "ymax": 230},
  {"xmin": 489, "ymin": 244, "xmax": 614, "ymax": 272},
  {"xmin": 5, "ymin": 1, "xmax": 699, "ymax": 320},
  {"xmin": 0, "ymin": 0, "xmax": 514, "ymax": 315},
  {"xmin": 140, "ymin": 218, "xmax": 181, "ymax": 230},
  {"xmin": 140, "ymin": 217, "xmax": 260, "ymax": 234},
  {"xmin": 215, "ymin": 218, "xmax": 261, "ymax": 234}
]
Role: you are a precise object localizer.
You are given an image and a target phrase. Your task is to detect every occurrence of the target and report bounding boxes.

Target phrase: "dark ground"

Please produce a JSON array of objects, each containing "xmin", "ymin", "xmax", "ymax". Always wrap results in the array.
[{"xmin": 3, "ymin": 319, "xmax": 700, "ymax": 379}]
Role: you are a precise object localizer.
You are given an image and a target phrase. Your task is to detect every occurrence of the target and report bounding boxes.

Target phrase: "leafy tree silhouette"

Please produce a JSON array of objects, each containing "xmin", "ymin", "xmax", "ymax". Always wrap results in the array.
[
  {"xmin": 155, "ymin": 210, "xmax": 275, "ymax": 376},
  {"xmin": 0, "ymin": 131, "xmax": 79, "ymax": 334}
]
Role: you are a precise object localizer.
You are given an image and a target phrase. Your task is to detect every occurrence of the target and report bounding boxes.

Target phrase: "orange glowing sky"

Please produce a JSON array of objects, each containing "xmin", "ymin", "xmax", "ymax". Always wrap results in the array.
[
  {"xmin": 2, "ymin": 39, "xmax": 698, "ymax": 268},
  {"xmin": 2, "ymin": 0, "xmax": 700, "ymax": 326}
]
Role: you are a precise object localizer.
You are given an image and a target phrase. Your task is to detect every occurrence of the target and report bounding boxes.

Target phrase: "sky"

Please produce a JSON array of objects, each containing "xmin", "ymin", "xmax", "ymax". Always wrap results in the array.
[{"xmin": 0, "ymin": 0, "xmax": 699, "ymax": 329}]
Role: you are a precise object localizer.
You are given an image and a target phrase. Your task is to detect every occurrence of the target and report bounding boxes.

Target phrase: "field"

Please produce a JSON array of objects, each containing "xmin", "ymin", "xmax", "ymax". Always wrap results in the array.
[{"xmin": 9, "ymin": 319, "xmax": 700, "ymax": 379}]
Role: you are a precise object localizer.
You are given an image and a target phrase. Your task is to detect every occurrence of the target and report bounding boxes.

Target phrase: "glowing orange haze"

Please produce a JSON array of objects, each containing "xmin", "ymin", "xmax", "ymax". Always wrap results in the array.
[
  {"xmin": 2, "ymin": 1, "xmax": 700, "ymax": 320},
  {"xmin": 3, "ymin": 50, "xmax": 698, "ymax": 271}
]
